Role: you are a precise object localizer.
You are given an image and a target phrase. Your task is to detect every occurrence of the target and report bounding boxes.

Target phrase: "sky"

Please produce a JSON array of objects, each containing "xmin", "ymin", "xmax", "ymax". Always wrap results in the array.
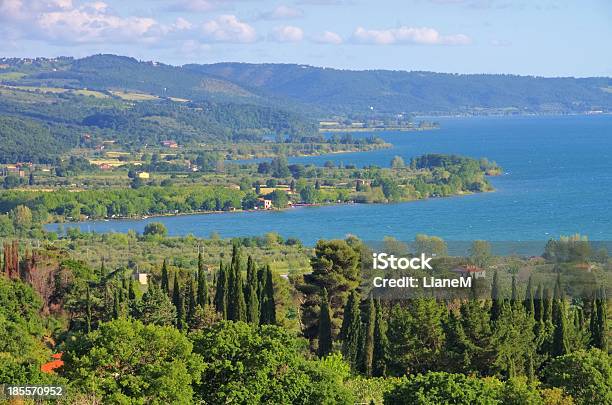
[{"xmin": 0, "ymin": 0, "xmax": 611, "ymax": 77}]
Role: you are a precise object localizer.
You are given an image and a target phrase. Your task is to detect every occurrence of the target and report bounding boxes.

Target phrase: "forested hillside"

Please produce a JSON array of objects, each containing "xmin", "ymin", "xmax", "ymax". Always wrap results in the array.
[{"xmin": 193, "ymin": 63, "xmax": 612, "ymax": 115}]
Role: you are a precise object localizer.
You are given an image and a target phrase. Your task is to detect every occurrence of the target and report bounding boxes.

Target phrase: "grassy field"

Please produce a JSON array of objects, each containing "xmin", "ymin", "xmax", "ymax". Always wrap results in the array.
[
  {"xmin": 110, "ymin": 90, "xmax": 160, "ymax": 101},
  {"xmin": 0, "ymin": 72, "xmax": 27, "ymax": 80}
]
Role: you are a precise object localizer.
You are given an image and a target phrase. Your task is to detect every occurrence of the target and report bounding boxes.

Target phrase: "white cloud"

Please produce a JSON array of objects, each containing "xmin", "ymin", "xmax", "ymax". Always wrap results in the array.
[
  {"xmin": 0, "ymin": 1, "xmax": 165, "ymax": 44},
  {"xmin": 352, "ymin": 26, "xmax": 471, "ymax": 45},
  {"xmin": 259, "ymin": 5, "xmax": 304, "ymax": 20},
  {"xmin": 312, "ymin": 31, "xmax": 343, "ymax": 44},
  {"xmin": 166, "ymin": 0, "xmax": 220, "ymax": 12},
  {"xmin": 270, "ymin": 25, "xmax": 304, "ymax": 42},
  {"xmin": 201, "ymin": 14, "xmax": 257, "ymax": 43}
]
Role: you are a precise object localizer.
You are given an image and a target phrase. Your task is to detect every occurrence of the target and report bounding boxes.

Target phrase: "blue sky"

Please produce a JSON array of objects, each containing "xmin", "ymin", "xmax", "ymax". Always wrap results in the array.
[{"xmin": 1, "ymin": 0, "xmax": 610, "ymax": 76}]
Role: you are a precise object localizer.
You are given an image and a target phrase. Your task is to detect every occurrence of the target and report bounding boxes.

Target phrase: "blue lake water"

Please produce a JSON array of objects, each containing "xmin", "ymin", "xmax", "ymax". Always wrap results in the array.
[{"xmin": 57, "ymin": 115, "xmax": 612, "ymax": 246}]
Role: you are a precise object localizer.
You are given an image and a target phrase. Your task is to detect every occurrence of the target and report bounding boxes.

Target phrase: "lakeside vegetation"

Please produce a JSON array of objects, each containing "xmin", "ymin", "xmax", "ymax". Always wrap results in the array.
[
  {"xmin": 0, "ymin": 232, "xmax": 609, "ymax": 403},
  {"xmin": 0, "ymin": 153, "xmax": 500, "ymax": 228}
]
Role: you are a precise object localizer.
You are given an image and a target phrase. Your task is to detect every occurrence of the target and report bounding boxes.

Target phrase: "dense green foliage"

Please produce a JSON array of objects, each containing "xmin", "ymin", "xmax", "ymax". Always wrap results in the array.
[
  {"xmin": 190, "ymin": 321, "xmax": 354, "ymax": 404},
  {"xmin": 0, "ymin": 185, "xmax": 244, "ymax": 220},
  {"xmin": 194, "ymin": 63, "xmax": 612, "ymax": 114},
  {"xmin": 0, "ymin": 234, "xmax": 608, "ymax": 404},
  {"xmin": 61, "ymin": 319, "xmax": 203, "ymax": 404}
]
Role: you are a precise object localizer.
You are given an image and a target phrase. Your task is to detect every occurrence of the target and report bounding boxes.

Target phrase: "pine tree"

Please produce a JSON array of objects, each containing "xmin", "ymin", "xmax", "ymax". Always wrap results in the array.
[
  {"xmin": 197, "ymin": 260, "xmax": 208, "ymax": 308},
  {"xmin": 173, "ymin": 275, "xmax": 186, "ymax": 331},
  {"xmin": 524, "ymin": 276, "xmax": 535, "ymax": 317},
  {"xmin": 260, "ymin": 265, "xmax": 276, "ymax": 325},
  {"xmin": 318, "ymin": 288, "xmax": 333, "ymax": 358},
  {"xmin": 361, "ymin": 295, "xmax": 376, "ymax": 376},
  {"xmin": 161, "ymin": 259, "xmax": 170, "ymax": 295},
  {"xmin": 490, "ymin": 270, "xmax": 502, "ymax": 322},
  {"xmin": 214, "ymin": 261, "xmax": 228, "ymax": 319},
  {"xmin": 372, "ymin": 299, "xmax": 389, "ymax": 377},
  {"xmin": 340, "ymin": 291, "xmax": 361, "ymax": 371}
]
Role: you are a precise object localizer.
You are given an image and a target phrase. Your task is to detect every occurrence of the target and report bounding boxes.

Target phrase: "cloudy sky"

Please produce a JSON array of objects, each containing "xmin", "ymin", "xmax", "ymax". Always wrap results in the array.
[{"xmin": 1, "ymin": 0, "xmax": 610, "ymax": 76}]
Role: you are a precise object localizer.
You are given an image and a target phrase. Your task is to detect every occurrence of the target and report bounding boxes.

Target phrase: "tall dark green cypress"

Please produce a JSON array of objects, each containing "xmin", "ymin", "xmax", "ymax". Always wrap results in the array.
[
  {"xmin": 591, "ymin": 287, "xmax": 608, "ymax": 350},
  {"xmin": 372, "ymin": 299, "xmax": 389, "ymax": 377},
  {"xmin": 228, "ymin": 245, "xmax": 247, "ymax": 322},
  {"xmin": 552, "ymin": 299, "xmax": 569, "ymax": 357},
  {"xmin": 197, "ymin": 260, "xmax": 208, "ymax": 308},
  {"xmin": 112, "ymin": 288, "xmax": 120, "ymax": 319},
  {"xmin": 361, "ymin": 295, "xmax": 375, "ymax": 376},
  {"xmin": 99, "ymin": 259, "xmax": 107, "ymax": 281},
  {"xmin": 85, "ymin": 285, "xmax": 92, "ymax": 333},
  {"xmin": 490, "ymin": 270, "xmax": 502, "ymax": 322},
  {"xmin": 161, "ymin": 259, "xmax": 170, "ymax": 295},
  {"xmin": 524, "ymin": 276, "xmax": 535, "ymax": 317},
  {"xmin": 543, "ymin": 287, "xmax": 552, "ymax": 323},
  {"xmin": 214, "ymin": 261, "xmax": 228, "ymax": 319},
  {"xmin": 173, "ymin": 275, "xmax": 186, "ymax": 331},
  {"xmin": 534, "ymin": 284, "xmax": 543, "ymax": 322},
  {"xmin": 597, "ymin": 287, "xmax": 608, "ymax": 351},
  {"xmin": 511, "ymin": 275, "xmax": 518, "ymax": 308},
  {"xmin": 128, "ymin": 278, "xmax": 136, "ymax": 301},
  {"xmin": 260, "ymin": 265, "xmax": 276, "ymax": 325},
  {"xmin": 340, "ymin": 291, "xmax": 361, "ymax": 371},
  {"xmin": 186, "ymin": 276, "xmax": 197, "ymax": 328},
  {"xmin": 245, "ymin": 256, "xmax": 260, "ymax": 324},
  {"xmin": 318, "ymin": 288, "xmax": 333, "ymax": 358}
]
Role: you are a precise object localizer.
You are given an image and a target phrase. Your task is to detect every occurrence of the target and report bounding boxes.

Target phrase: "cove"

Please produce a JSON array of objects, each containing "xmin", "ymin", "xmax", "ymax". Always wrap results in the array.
[{"xmin": 49, "ymin": 114, "xmax": 612, "ymax": 246}]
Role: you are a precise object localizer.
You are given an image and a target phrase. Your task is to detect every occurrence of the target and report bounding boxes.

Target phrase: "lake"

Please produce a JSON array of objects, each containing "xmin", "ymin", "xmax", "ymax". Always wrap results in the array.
[{"xmin": 55, "ymin": 115, "xmax": 612, "ymax": 246}]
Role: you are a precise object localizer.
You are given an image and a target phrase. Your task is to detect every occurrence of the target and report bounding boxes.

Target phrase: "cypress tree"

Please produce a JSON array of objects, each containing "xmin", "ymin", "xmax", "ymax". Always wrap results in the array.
[
  {"xmin": 526, "ymin": 354, "xmax": 535, "ymax": 383},
  {"xmin": 543, "ymin": 287, "xmax": 552, "ymax": 323},
  {"xmin": 186, "ymin": 276, "xmax": 197, "ymax": 327},
  {"xmin": 372, "ymin": 299, "xmax": 389, "ymax": 377},
  {"xmin": 197, "ymin": 264, "xmax": 208, "ymax": 308},
  {"xmin": 245, "ymin": 256, "xmax": 260, "ymax": 324},
  {"xmin": 552, "ymin": 298, "xmax": 569, "ymax": 357},
  {"xmin": 534, "ymin": 284, "xmax": 543, "ymax": 322},
  {"xmin": 340, "ymin": 291, "xmax": 361, "ymax": 371},
  {"xmin": 214, "ymin": 261, "xmax": 228, "ymax": 319},
  {"xmin": 161, "ymin": 259, "xmax": 169, "ymax": 295},
  {"xmin": 128, "ymin": 278, "xmax": 136, "ymax": 301},
  {"xmin": 490, "ymin": 270, "xmax": 502, "ymax": 322},
  {"xmin": 112, "ymin": 289, "xmax": 120, "ymax": 319},
  {"xmin": 597, "ymin": 287, "xmax": 608, "ymax": 351},
  {"xmin": 228, "ymin": 246, "xmax": 247, "ymax": 322},
  {"xmin": 361, "ymin": 295, "xmax": 375, "ymax": 376},
  {"xmin": 85, "ymin": 285, "xmax": 92, "ymax": 333},
  {"xmin": 318, "ymin": 288, "xmax": 333, "ymax": 358},
  {"xmin": 260, "ymin": 265, "xmax": 276, "ymax": 325},
  {"xmin": 524, "ymin": 276, "xmax": 535, "ymax": 317},
  {"xmin": 511, "ymin": 275, "xmax": 518, "ymax": 308},
  {"xmin": 173, "ymin": 275, "xmax": 186, "ymax": 331},
  {"xmin": 99, "ymin": 259, "xmax": 107, "ymax": 280},
  {"xmin": 591, "ymin": 287, "xmax": 608, "ymax": 350}
]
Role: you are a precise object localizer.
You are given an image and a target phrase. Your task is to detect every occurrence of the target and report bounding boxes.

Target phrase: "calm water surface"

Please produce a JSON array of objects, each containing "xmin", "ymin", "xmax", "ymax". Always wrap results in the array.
[{"xmin": 54, "ymin": 115, "xmax": 612, "ymax": 245}]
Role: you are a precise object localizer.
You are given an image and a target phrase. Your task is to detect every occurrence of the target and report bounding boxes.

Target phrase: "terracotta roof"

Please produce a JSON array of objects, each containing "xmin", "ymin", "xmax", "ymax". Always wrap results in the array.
[{"xmin": 41, "ymin": 353, "xmax": 64, "ymax": 374}]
